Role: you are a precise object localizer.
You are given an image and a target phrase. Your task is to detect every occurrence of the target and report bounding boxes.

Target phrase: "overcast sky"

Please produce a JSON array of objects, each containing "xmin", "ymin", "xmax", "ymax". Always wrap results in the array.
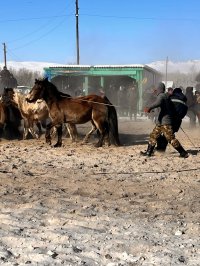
[{"xmin": 1, "ymin": 0, "xmax": 200, "ymax": 65}]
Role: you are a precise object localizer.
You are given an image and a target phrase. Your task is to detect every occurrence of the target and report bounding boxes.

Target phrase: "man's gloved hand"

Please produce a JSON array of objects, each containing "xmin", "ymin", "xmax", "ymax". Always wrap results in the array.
[{"xmin": 144, "ymin": 107, "xmax": 150, "ymax": 113}]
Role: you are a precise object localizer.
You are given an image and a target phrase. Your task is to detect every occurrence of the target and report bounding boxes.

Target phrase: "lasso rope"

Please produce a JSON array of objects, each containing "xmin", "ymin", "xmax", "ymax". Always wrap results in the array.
[
  {"xmin": 61, "ymin": 94, "xmax": 121, "ymax": 107},
  {"xmin": 180, "ymin": 127, "xmax": 199, "ymax": 150},
  {"xmin": 95, "ymin": 166, "xmax": 200, "ymax": 175}
]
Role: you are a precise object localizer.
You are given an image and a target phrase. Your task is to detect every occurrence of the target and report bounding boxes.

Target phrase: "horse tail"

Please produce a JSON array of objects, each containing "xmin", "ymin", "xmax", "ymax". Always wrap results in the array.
[{"xmin": 103, "ymin": 96, "xmax": 121, "ymax": 146}]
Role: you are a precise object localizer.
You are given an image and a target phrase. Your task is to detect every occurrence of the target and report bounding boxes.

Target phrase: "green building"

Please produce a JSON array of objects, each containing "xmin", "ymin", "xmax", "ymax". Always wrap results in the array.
[{"xmin": 44, "ymin": 64, "xmax": 162, "ymax": 114}]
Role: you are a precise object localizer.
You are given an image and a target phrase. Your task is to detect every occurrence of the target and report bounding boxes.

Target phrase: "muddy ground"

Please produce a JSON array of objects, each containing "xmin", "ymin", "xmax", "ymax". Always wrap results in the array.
[{"xmin": 0, "ymin": 118, "xmax": 200, "ymax": 266}]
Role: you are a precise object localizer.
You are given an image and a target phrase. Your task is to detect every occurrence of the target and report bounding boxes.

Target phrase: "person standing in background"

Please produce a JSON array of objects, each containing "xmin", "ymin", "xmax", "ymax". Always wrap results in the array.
[
  {"xmin": 127, "ymin": 83, "xmax": 137, "ymax": 121},
  {"xmin": 185, "ymin": 87, "xmax": 196, "ymax": 127}
]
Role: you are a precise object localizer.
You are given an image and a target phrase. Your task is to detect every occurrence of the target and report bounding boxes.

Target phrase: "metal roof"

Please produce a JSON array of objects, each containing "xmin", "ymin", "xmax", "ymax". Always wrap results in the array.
[{"xmin": 44, "ymin": 64, "xmax": 159, "ymax": 73}]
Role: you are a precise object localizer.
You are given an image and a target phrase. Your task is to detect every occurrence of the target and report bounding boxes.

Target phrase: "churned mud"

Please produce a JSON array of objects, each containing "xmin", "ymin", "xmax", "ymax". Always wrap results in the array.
[{"xmin": 0, "ymin": 118, "xmax": 199, "ymax": 265}]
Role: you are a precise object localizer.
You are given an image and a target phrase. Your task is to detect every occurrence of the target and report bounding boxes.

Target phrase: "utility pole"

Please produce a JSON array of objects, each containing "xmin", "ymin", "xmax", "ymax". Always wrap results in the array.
[
  {"xmin": 165, "ymin": 56, "xmax": 168, "ymax": 88},
  {"xmin": 2, "ymin": 43, "xmax": 7, "ymax": 69},
  {"xmin": 75, "ymin": 0, "xmax": 80, "ymax": 64}
]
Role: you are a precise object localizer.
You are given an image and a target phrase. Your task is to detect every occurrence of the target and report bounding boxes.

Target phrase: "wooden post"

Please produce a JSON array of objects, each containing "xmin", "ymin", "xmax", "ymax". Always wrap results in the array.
[
  {"xmin": 3, "ymin": 43, "xmax": 7, "ymax": 69},
  {"xmin": 75, "ymin": 0, "xmax": 80, "ymax": 65},
  {"xmin": 165, "ymin": 56, "xmax": 168, "ymax": 88}
]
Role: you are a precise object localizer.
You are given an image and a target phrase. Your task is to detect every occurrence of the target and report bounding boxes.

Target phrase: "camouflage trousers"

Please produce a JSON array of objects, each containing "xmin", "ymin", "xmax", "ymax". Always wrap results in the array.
[{"xmin": 149, "ymin": 124, "xmax": 180, "ymax": 148}]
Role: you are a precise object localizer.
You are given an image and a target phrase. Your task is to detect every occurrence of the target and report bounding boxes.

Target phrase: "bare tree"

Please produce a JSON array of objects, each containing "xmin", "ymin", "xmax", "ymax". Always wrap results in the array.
[
  {"xmin": 162, "ymin": 71, "xmax": 197, "ymax": 89},
  {"xmin": 9, "ymin": 68, "xmax": 42, "ymax": 87}
]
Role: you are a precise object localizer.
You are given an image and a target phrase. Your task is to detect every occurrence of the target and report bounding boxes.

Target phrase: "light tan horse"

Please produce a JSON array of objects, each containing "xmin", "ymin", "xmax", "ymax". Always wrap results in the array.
[{"xmin": 13, "ymin": 91, "xmax": 49, "ymax": 139}]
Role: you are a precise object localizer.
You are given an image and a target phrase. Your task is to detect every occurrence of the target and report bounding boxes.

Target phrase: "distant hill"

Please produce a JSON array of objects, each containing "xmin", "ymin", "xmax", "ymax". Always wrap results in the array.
[
  {"xmin": 0, "ymin": 61, "xmax": 65, "ymax": 74},
  {"xmin": 148, "ymin": 60, "xmax": 200, "ymax": 74},
  {"xmin": 1, "ymin": 60, "xmax": 200, "ymax": 74}
]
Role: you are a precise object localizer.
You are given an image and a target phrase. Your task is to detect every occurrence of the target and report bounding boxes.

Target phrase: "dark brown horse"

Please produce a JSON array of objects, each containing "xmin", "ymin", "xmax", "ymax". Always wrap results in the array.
[
  {"xmin": 0, "ymin": 98, "xmax": 6, "ymax": 137},
  {"xmin": 27, "ymin": 78, "xmax": 120, "ymax": 147},
  {"xmin": 1, "ymin": 91, "xmax": 22, "ymax": 139}
]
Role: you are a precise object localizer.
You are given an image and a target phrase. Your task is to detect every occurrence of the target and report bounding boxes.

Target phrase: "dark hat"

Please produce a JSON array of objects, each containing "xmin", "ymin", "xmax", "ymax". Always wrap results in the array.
[{"xmin": 173, "ymin": 87, "xmax": 182, "ymax": 94}]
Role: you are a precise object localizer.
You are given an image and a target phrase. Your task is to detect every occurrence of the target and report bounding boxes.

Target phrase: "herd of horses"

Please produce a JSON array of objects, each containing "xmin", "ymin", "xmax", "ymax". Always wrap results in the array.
[{"xmin": 0, "ymin": 78, "xmax": 120, "ymax": 147}]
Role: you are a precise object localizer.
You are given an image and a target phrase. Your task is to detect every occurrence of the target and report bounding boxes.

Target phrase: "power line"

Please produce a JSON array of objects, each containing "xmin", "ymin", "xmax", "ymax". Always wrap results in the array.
[
  {"xmin": 7, "ymin": 16, "xmax": 66, "ymax": 44},
  {"xmin": 5, "ymin": 4, "xmax": 73, "ymax": 45},
  {"xmin": 7, "ymin": 13, "xmax": 72, "ymax": 44},
  {"xmin": 1, "ymin": 13, "xmax": 200, "ymax": 23},
  {"xmin": 80, "ymin": 13, "xmax": 200, "ymax": 22},
  {"xmin": 0, "ymin": 14, "xmax": 73, "ymax": 23},
  {"xmin": 6, "ymin": 47, "xmax": 24, "ymax": 62},
  {"xmin": 11, "ymin": 18, "xmax": 66, "ymax": 51}
]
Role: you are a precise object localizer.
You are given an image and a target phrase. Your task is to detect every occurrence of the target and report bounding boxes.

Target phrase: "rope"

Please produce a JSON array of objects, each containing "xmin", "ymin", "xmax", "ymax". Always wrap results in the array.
[
  {"xmin": 180, "ymin": 127, "xmax": 199, "ymax": 150},
  {"xmin": 61, "ymin": 94, "xmax": 142, "ymax": 110},
  {"xmin": 70, "ymin": 97, "xmax": 120, "ymax": 107},
  {"xmin": 95, "ymin": 166, "xmax": 200, "ymax": 175}
]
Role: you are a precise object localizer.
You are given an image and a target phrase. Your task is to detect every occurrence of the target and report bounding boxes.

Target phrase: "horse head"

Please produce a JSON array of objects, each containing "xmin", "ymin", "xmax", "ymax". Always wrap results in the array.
[
  {"xmin": 27, "ymin": 78, "xmax": 48, "ymax": 103},
  {"xmin": 27, "ymin": 77, "xmax": 59, "ymax": 103}
]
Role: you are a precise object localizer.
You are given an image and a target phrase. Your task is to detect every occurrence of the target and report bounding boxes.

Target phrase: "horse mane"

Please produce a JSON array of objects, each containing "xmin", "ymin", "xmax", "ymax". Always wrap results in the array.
[
  {"xmin": 40, "ymin": 78, "xmax": 71, "ymax": 99},
  {"xmin": 59, "ymin": 91, "xmax": 72, "ymax": 98}
]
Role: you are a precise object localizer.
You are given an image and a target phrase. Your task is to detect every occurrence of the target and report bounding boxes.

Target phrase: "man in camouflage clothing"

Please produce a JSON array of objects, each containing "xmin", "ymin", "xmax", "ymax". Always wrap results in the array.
[{"xmin": 141, "ymin": 82, "xmax": 188, "ymax": 158}]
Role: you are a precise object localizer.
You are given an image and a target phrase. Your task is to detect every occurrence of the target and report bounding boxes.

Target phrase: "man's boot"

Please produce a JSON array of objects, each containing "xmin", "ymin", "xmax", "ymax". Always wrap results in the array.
[
  {"xmin": 140, "ymin": 144, "xmax": 155, "ymax": 156},
  {"xmin": 175, "ymin": 145, "xmax": 189, "ymax": 158}
]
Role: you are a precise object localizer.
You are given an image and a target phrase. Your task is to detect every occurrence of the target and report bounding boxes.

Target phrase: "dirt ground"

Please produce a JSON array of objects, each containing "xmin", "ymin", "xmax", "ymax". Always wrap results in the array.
[{"xmin": 0, "ymin": 118, "xmax": 200, "ymax": 266}]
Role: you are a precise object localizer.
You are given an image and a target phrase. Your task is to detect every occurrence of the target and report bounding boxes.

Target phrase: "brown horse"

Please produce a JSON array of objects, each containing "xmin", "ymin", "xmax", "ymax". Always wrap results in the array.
[{"xmin": 27, "ymin": 78, "xmax": 120, "ymax": 147}]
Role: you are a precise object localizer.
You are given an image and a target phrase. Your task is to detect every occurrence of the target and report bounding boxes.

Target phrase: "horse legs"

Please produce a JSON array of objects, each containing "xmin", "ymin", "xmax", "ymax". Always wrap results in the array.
[
  {"xmin": 66, "ymin": 123, "xmax": 78, "ymax": 142},
  {"xmin": 93, "ymin": 119, "xmax": 109, "ymax": 147},
  {"xmin": 54, "ymin": 124, "xmax": 63, "ymax": 147},
  {"xmin": 82, "ymin": 122, "xmax": 97, "ymax": 144},
  {"xmin": 22, "ymin": 119, "xmax": 38, "ymax": 139},
  {"xmin": 0, "ymin": 124, "xmax": 4, "ymax": 138},
  {"xmin": 35, "ymin": 121, "xmax": 43, "ymax": 138},
  {"xmin": 50, "ymin": 126, "xmax": 57, "ymax": 139},
  {"xmin": 45, "ymin": 122, "xmax": 53, "ymax": 145},
  {"xmin": 197, "ymin": 112, "xmax": 200, "ymax": 126},
  {"xmin": 28, "ymin": 127, "xmax": 39, "ymax": 139},
  {"xmin": 23, "ymin": 119, "xmax": 29, "ymax": 139},
  {"xmin": 95, "ymin": 129, "xmax": 108, "ymax": 147},
  {"xmin": 45, "ymin": 121, "xmax": 63, "ymax": 147},
  {"xmin": 28, "ymin": 120, "xmax": 39, "ymax": 139},
  {"xmin": 23, "ymin": 128, "xmax": 29, "ymax": 139}
]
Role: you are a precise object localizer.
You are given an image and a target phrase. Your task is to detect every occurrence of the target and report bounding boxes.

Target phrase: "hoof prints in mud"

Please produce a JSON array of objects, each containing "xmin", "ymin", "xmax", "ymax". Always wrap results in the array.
[{"xmin": 0, "ymin": 120, "xmax": 200, "ymax": 265}]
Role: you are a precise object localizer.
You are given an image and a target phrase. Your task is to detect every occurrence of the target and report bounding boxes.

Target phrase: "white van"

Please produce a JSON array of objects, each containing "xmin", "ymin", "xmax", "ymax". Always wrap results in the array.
[{"xmin": 16, "ymin": 86, "xmax": 31, "ymax": 94}]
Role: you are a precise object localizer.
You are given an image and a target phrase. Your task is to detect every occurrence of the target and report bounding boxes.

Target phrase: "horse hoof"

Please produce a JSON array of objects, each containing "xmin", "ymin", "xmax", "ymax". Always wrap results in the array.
[
  {"xmin": 54, "ymin": 143, "xmax": 62, "ymax": 147},
  {"xmin": 81, "ymin": 141, "xmax": 87, "ymax": 145},
  {"xmin": 94, "ymin": 143, "xmax": 102, "ymax": 148}
]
